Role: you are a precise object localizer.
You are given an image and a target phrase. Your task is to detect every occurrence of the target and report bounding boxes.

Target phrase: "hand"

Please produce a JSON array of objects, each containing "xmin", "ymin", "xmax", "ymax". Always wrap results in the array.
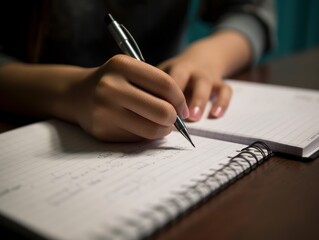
[
  {"xmin": 158, "ymin": 40, "xmax": 232, "ymax": 122},
  {"xmin": 71, "ymin": 54, "xmax": 189, "ymax": 142}
]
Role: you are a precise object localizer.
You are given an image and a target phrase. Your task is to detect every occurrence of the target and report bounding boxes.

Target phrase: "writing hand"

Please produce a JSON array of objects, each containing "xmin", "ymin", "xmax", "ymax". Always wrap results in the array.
[{"xmin": 73, "ymin": 54, "xmax": 189, "ymax": 142}]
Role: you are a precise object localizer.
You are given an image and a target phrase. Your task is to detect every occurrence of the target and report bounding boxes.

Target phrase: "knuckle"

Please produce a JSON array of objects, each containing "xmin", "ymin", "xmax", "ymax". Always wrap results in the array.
[
  {"xmin": 204, "ymin": 76, "xmax": 213, "ymax": 85},
  {"xmin": 172, "ymin": 64, "xmax": 186, "ymax": 75},
  {"xmin": 157, "ymin": 103, "xmax": 176, "ymax": 125},
  {"xmin": 97, "ymin": 76, "xmax": 117, "ymax": 96},
  {"xmin": 98, "ymin": 74, "xmax": 127, "ymax": 97},
  {"xmin": 175, "ymin": 60, "xmax": 192, "ymax": 71},
  {"xmin": 106, "ymin": 54, "xmax": 130, "ymax": 69},
  {"xmin": 171, "ymin": 65, "xmax": 190, "ymax": 82},
  {"xmin": 198, "ymin": 72, "xmax": 213, "ymax": 85}
]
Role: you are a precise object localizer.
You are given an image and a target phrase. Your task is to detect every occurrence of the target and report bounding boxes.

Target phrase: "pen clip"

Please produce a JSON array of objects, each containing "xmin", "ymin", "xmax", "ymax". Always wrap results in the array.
[{"xmin": 120, "ymin": 24, "xmax": 145, "ymax": 62}]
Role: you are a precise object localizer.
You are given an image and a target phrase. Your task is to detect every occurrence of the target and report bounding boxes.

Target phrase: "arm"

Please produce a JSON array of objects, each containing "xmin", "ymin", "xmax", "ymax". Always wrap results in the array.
[
  {"xmin": 0, "ymin": 55, "xmax": 189, "ymax": 142},
  {"xmin": 158, "ymin": 0, "xmax": 276, "ymax": 121}
]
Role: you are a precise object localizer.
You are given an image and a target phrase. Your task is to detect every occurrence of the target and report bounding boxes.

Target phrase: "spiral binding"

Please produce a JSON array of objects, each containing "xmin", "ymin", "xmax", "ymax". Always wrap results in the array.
[{"xmin": 104, "ymin": 141, "xmax": 273, "ymax": 240}]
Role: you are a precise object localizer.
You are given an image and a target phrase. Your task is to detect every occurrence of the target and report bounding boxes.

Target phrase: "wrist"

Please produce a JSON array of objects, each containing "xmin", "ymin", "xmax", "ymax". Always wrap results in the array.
[
  {"xmin": 182, "ymin": 37, "xmax": 225, "ymax": 78},
  {"xmin": 52, "ymin": 66, "xmax": 94, "ymax": 125}
]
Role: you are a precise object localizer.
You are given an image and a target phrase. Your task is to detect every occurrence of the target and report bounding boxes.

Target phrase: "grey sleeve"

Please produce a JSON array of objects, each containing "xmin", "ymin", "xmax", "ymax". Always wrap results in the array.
[{"xmin": 201, "ymin": 0, "xmax": 276, "ymax": 63}]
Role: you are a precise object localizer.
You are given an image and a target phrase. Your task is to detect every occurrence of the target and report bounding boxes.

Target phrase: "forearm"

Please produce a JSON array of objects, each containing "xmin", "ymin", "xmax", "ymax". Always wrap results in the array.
[
  {"xmin": 0, "ymin": 57, "xmax": 189, "ymax": 142},
  {"xmin": 200, "ymin": 0, "xmax": 276, "ymax": 63},
  {"xmin": 0, "ymin": 62, "xmax": 91, "ymax": 123},
  {"xmin": 183, "ymin": 29, "xmax": 252, "ymax": 78}
]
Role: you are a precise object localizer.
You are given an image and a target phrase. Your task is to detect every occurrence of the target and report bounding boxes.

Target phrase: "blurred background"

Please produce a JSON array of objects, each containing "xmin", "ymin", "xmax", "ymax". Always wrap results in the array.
[{"xmin": 187, "ymin": 0, "xmax": 319, "ymax": 64}]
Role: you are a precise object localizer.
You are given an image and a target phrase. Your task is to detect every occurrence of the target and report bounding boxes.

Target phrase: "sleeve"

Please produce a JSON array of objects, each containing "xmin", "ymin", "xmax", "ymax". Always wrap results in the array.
[{"xmin": 200, "ymin": 0, "xmax": 276, "ymax": 63}]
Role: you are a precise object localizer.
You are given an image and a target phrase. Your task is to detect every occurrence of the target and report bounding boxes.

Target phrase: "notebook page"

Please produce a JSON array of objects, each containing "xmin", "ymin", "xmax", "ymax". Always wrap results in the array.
[
  {"xmin": 0, "ymin": 120, "xmax": 248, "ymax": 240},
  {"xmin": 187, "ymin": 80, "xmax": 319, "ymax": 157}
]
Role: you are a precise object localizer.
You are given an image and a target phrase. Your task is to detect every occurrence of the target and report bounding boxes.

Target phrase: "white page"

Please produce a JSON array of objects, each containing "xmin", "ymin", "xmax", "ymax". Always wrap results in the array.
[
  {"xmin": 187, "ymin": 80, "xmax": 319, "ymax": 157},
  {"xmin": 0, "ymin": 120, "xmax": 257, "ymax": 240}
]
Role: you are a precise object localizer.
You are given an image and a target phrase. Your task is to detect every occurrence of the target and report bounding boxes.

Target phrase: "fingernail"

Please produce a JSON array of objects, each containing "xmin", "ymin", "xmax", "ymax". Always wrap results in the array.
[
  {"xmin": 182, "ymin": 103, "xmax": 189, "ymax": 119},
  {"xmin": 189, "ymin": 106, "xmax": 202, "ymax": 121},
  {"xmin": 212, "ymin": 106, "xmax": 224, "ymax": 118}
]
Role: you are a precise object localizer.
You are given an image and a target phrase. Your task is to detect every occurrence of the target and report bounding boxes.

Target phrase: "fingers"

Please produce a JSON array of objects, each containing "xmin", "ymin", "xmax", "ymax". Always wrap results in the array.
[
  {"xmin": 116, "ymin": 108, "xmax": 173, "ymax": 140},
  {"xmin": 187, "ymin": 76, "xmax": 232, "ymax": 121},
  {"xmin": 91, "ymin": 105, "xmax": 172, "ymax": 142},
  {"xmin": 98, "ymin": 73, "xmax": 177, "ymax": 126},
  {"xmin": 187, "ymin": 72, "xmax": 212, "ymax": 121},
  {"xmin": 81, "ymin": 54, "xmax": 233, "ymax": 142},
  {"xmin": 87, "ymin": 55, "xmax": 187, "ymax": 142},
  {"xmin": 209, "ymin": 83, "xmax": 232, "ymax": 118},
  {"xmin": 158, "ymin": 59, "xmax": 231, "ymax": 121},
  {"xmin": 158, "ymin": 60, "xmax": 190, "ymax": 91},
  {"xmin": 86, "ymin": 54, "xmax": 232, "ymax": 142},
  {"xmin": 104, "ymin": 55, "xmax": 189, "ymax": 119}
]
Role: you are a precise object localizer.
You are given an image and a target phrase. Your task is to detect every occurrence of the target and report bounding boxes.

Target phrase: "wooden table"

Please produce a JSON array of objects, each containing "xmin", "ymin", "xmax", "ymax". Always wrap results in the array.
[
  {"xmin": 153, "ymin": 48, "xmax": 319, "ymax": 240},
  {"xmin": 1, "ymin": 48, "xmax": 319, "ymax": 240}
]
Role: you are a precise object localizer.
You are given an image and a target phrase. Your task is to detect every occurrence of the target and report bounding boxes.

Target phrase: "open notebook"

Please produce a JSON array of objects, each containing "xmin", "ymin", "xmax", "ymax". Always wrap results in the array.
[
  {"xmin": 1, "ymin": 80, "xmax": 318, "ymax": 239},
  {"xmin": 187, "ymin": 80, "xmax": 319, "ymax": 159},
  {"xmin": 0, "ymin": 120, "xmax": 271, "ymax": 240}
]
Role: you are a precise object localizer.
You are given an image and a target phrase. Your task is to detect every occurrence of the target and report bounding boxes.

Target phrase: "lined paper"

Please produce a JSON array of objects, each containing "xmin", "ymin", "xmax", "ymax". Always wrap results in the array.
[
  {"xmin": 187, "ymin": 80, "xmax": 319, "ymax": 157},
  {"xmin": 0, "ymin": 120, "xmax": 250, "ymax": 240}
]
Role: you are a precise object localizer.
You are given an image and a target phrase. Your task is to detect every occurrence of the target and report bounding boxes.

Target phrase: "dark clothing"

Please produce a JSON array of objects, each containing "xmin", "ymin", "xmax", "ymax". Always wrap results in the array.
[{"xmin": 0, "ymin": 0, "xmax": 275, "ymax": 67}]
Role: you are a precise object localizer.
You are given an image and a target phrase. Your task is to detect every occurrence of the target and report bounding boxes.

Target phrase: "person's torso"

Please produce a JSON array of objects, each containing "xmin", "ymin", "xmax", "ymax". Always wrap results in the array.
[{"xmin": 39, "ymin": 0, "xmax": 190, "ymax": 66}]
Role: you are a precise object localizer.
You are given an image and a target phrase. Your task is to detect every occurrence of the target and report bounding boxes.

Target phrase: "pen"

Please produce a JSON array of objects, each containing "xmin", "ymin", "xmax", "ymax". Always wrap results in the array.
[{"xmin": 104, "ymin": 13, "xmax": 195, "ymax": 147}]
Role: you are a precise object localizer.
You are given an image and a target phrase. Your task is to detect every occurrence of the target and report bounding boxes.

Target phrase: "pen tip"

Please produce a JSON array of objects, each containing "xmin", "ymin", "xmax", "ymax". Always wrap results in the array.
[
  {"xmin": 178, "ymin": 125, "xmax": 195, "ymax": 148},
  {"xmin": 184, "ymin": 133, "xmax": 195, "ymax": 148},
  {"xmin": 190, "ymin": 139, "xmax": 196, "ymax": 148}
]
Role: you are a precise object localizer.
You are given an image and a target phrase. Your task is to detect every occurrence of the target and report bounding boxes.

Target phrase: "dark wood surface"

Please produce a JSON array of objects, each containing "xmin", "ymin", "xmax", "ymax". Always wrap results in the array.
[
  {"xmin": 237, "ymin": 47, "xmax": 319, "ymax": 90},
  {"xmin": 1, "ymin": 48, "xmax": 319, "ymax": 240},
  {"xmin": 153, "ymin": 48, "xmax": 319, "ymax": 240}
]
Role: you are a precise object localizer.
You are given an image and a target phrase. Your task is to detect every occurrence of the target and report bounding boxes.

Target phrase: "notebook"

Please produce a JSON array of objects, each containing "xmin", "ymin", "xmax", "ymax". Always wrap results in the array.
[
  {"xmin": 187, "ymin": 80, "xmax": 319, "ymax": 159},
  {"xmin": 0, "ymin": 80, "xmax": 318, "ymax": 239},
  {"xmin": 0, "ymin": 120, "xmax": 271, "ymax": 240}
]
